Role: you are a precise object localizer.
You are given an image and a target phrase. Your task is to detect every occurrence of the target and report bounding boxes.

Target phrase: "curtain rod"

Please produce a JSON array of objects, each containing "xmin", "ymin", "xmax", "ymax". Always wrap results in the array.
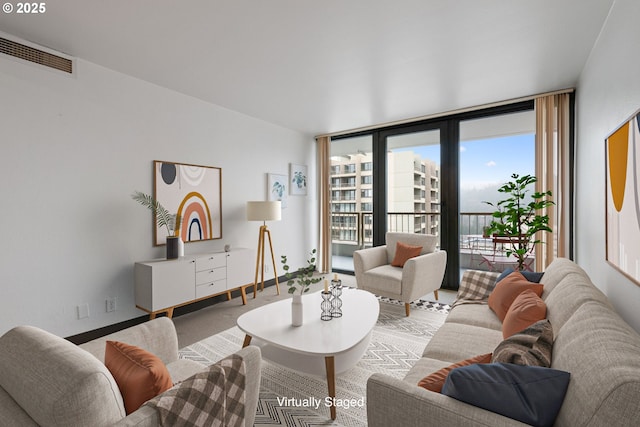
[{"xmin": 315, "ymin": 87, "xmax": 574, "ymax": 139}]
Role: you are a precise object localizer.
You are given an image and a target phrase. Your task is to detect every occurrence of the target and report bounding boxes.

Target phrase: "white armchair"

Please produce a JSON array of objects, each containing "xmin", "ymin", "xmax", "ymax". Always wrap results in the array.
[{"xmin": 353, "ymin": 232, "xmax": 447, "ymax": 316}]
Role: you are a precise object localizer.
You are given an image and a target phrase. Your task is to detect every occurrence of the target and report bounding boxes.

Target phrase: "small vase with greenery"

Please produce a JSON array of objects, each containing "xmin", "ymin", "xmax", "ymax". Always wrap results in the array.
[
  {"xmin": 131, "ymin": 191, "xmax": 182, "ymax": 237},
  {"xmin": 280, "ymin": 249, "xmax": 323, "ymax": 294},
  {"xmin": 131, "ymin": 191, "xmax": 183, "ymax": 257},
  {"xmin": 483, "ymin": 174, "xmax": 554, "ymax": 271}
]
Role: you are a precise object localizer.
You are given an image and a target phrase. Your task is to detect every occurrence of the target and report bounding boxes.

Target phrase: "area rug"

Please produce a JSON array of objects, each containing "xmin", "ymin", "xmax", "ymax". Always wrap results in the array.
[{"xmin": 179, "ymin": 299, "xmax": 448, "ymax": 427}]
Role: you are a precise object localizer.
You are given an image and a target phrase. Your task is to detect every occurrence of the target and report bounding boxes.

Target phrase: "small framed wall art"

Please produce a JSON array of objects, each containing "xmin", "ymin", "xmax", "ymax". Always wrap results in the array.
[
  {"xmin": 154, "ymin": 160, "xmax": 222, "ymax": 245},
  {"xmin": 268, "ymin": 173, "xmax": 288, "ymax": 208},
  {"xmin": 289, "ymin": 163, "xmax": 308, "ymax": 196},
  {"xmin": 605, "ymin": 109, "xmax": 640, "ymax": 286}
]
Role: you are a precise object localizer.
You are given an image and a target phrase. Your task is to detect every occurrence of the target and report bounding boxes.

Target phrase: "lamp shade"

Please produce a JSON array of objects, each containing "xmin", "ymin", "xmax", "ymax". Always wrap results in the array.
[{"xmin": 247, "ymin": 201, "xmax": 281, "ymax": 221}]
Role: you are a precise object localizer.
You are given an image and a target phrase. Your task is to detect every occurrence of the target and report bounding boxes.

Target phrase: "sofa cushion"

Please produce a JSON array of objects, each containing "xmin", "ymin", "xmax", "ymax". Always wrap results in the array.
[
  {"xmin": 417, "ymin": 353, "xmax": 492, "ymax": 393},
  {"xmin": 538, "ymin": 257, "xmax": 593, "ymax": 295},
  {"xmin": 442, "ymin": 363, "xmax": 570, "ymax": 427},
  {"xmin": 543, "ymin": 273, "xmax": 611, "ymax": 334},
  {"xmin": 0, "ymin": 326, "xmax": 125, "ymax": 427},
  {"xmin": 445, "ymin": 303, "xmax": 502, "ymax": 331},
  {"xmin": 502, "ymin": 289, "xmax": 547, "ymax": 338},
  {"xmin": 385, "ymin": 232, "xmax": 437, "ymax": 263},
  {"xmin": 492, "ymin": 319, "xmax": 553, "ymax": 367},
  {"xmin": 391, "ymin": 242, "xmax": 423, "ymax": 267},
  {"xmin": 488, "ymin": 271, "xmax": 543, "ymax": 321},
  {"xmin": 361, "ymin": 265, "xmax": 403, "ymax": 295},
  {"xmin": 105, "ymin": 340, "xmax": 174, "ymax": 414},
  {"xmin": 422, "ymin": 322, "xmax": 503, "ymax": 363}
]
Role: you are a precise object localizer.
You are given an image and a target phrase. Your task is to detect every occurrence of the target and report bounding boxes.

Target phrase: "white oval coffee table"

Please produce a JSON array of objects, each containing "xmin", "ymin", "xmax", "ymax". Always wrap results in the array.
[{"xmin": 237, "ymin": 288, "xmax": 379, "ymax": 420}]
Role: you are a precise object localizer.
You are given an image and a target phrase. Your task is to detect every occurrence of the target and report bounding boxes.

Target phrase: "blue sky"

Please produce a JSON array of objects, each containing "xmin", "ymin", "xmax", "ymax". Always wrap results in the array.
[{"xmin": 393, "ymin": 133, "xmax": 535, "ymax": 189}]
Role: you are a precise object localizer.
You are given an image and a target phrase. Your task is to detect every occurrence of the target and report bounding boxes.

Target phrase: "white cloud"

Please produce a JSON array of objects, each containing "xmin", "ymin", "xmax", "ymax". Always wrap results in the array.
[
  {"xmin": 460, "ymin": 146, "xmax": 466, "ymax": 152},
  {"xmin": 486, "ymin": 160, "xmax": 497, "ymax": 167}
]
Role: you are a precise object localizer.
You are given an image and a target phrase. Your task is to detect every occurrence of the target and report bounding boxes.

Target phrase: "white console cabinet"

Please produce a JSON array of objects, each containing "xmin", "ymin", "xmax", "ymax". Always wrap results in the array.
[{"xmin": 135, "ymin": 248, "xmax": 254, "ymax": 318}]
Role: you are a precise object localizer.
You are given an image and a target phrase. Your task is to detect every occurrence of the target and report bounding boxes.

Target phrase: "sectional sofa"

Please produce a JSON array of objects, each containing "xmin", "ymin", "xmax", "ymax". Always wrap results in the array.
[{"xmin": 367, "ymin": 258, "xmax": 640, "ymax": 426}]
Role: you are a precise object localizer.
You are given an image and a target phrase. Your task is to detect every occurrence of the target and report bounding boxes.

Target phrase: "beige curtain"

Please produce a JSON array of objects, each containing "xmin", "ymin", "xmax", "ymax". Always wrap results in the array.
[
  {"xmin": 535, "ymin": 93, "xmax": 571, "ymax": 270},
  {"xmin": 317, "ymin": 136, "xmax": 332, "ymax": 273}
]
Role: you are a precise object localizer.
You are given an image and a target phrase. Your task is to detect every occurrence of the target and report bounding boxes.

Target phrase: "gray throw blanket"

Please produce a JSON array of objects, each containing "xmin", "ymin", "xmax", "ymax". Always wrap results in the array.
[{"xmin": 144, "ymin": 354, "xmax": 246, "ymax": 427}]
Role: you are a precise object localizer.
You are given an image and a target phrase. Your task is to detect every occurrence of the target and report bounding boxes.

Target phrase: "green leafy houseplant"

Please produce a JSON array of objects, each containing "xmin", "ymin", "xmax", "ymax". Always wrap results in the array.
[
  {"xmin": 131, "ymin": 191, "xmax": 182, "ymax": 237},
  {"xmin": 483, "ymin": 174, "xmax": 554, "ymax": 271},
  {"xmin": 280, "ymin": 249, "xmax": 323, "ymax": 294}
]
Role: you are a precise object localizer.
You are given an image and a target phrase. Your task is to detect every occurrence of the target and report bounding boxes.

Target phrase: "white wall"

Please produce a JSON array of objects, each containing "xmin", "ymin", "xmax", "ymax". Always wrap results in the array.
[
  {"xmin": 576, "ymin": 0, "xmax": 640, "ymax": 332},
  {"xmin": 0, "ymin": 47, "xmax": 317, "ymax": 337}
]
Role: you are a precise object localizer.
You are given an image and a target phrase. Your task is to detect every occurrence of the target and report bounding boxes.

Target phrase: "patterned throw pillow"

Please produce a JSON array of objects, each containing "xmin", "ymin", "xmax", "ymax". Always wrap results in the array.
[
  {"xmin": 492, "ymin": 319, "xmax": 553, "ymax": 367},
  {"xmin": 453, "ymin": 270, "xmax": 500, "ymax": 306}
]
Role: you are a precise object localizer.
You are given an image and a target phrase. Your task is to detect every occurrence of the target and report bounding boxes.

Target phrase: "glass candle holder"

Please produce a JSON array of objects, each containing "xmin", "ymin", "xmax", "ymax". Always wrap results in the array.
[{"xmin": 321, "ymin": 291, "xmax": 333, "ymax": 321}]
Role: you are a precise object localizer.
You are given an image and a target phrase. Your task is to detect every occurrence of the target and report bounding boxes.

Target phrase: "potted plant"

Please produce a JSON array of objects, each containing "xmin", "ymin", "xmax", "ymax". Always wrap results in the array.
[
  {"xmin": 483, "ymin": 174, "xmax": 554, "ymax": 271},
  {"xmin": 131, "ymin": 191, "xmax": 183, "ymax": 258},
  {"xmin": 280, "ymin": 249, "xmax": 323, "ymax": 326}
]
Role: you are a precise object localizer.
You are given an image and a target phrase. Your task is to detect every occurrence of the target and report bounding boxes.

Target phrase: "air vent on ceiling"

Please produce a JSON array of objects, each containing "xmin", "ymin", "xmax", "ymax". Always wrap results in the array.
[{"xmin": 0, "ymin": 37, "xmax": 72, "ymax": 74}]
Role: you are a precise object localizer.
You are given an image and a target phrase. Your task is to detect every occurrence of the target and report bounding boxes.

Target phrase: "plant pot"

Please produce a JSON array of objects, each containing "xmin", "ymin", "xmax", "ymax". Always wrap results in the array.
[
  {"xmin": 166, "ymin": 236, "xmax": 181, "ymax": 259},
  {"xmin": 291, "ymin": 294, "xmax": 303, "ymax": 327}
]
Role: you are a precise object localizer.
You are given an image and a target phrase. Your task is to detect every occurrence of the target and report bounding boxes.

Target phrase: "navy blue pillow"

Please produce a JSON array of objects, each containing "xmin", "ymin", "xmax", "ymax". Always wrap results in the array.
[
  {"xmin": 442, "ymin": 363, "xmax": 570, "ymax": 427},
  {"xmin": 496, "ymin": 268, "xmax": 544, "ymax": 284}
]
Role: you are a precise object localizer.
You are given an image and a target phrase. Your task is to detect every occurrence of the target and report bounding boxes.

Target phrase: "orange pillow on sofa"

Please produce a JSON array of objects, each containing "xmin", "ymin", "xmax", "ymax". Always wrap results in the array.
[
  {"xmin": 502, "ymin": 289, "xmax": 547, "ymax": 338},
  {"xmin": 391, "ymin": 241, "xmax": 423, "ymax": 267},
  {"xmin": 417, "ymin": 353, "xmax": 493, "ymax": 393},
  {"xmin": 105, "ymin": 340, "xmax": 173, "ymax": 414},
  {"xmin": 488, "ymin": 272, "xmax": 544, "ymax": 321}
]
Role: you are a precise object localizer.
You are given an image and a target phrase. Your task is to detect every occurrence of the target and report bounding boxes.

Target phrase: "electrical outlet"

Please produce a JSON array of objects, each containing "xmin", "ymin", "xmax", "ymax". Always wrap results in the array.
[
  {"xmin": 106, "ymin": 297, "xmax": 116, "ymax": 313},
  {"xmin": 77, "ymin": 304, "xmax": 89, "ymax": 319}
]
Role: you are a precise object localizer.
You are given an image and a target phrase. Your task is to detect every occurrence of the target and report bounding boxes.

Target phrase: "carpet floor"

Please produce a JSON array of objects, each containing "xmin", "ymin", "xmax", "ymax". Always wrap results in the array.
[{"xmin": 179, "ymin": 298, "xmax": 449, "ymax": 426}]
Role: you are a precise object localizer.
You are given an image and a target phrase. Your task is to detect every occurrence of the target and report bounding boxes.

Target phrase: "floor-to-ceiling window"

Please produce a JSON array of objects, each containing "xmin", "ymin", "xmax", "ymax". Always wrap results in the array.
[
  {"xmin": 330, "ymin": 101, "xmax": 537, "ymax": 289},
  {"xmin": 458, "ymin": 110, "xmax": 536, "ymax": 276}
]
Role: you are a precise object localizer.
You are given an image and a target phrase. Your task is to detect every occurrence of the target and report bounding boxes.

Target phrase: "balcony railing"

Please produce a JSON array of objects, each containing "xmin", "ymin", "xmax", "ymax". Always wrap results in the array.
[{"xmin": 331, "ymin": 211, "xmax": 530, "ymax": 272}]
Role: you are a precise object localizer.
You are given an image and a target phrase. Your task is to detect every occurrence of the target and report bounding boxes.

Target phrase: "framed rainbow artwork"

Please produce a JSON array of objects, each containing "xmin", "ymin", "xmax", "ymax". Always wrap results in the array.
[
  {"xmin": 605, "ymin": 110, "xmax": 640, "ymax": 286},
  {"xmin": 153, "ymin": 160, "xmax": 222, "ymax": 246}
]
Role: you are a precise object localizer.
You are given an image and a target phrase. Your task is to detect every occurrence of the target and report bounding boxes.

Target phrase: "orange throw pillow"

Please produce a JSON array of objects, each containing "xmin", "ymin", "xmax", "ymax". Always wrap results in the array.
[
  {"xmin": 105, "ymin": 340, "xmax": 173, "ymax": 414},
  {"xmin": 391, "ymin": 241, "xmax": 423, "ymax": 267},
  {"xmin": 417, "ymin": 353, "xmax": 493, "ymax": 393},
  {"xmin": 488, "ymin": 271, "xmax": 544, "ymax": 321},
  {"xmin": 502, "ymin": 289, "xmax": 547, "ymax": 338}
]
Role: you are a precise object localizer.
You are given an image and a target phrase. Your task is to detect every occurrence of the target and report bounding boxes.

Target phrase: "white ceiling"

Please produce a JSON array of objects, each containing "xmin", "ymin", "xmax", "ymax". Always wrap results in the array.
[{"xmin": 0, "ymin": 0, "xmax": 614, "ymax": 136}]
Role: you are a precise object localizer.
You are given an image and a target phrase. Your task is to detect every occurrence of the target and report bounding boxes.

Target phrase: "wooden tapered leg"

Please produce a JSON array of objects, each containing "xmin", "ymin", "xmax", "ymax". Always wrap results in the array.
[
  {"xmin": 265, "ymin": 228, "xmax": 280, "ymax": 295},
  {"xmin": 242, "ymin": 334, "xmax": 252, "ymax": 348},
  {"xmin": 434, "ymin": 290, "xmax": 439, "ymax": 300},
  {"xmin": 240, "ymin": 286, "xmax": 247, "ymax": 305},
  {"xmin": 253, "ymin": 227, "xmax": 266, "ymax": 298},
  {"xmin": 260, "ymin": 230, "xmax": 266, "ymax": 292},
  {"xmin": 405, "ymin": 303, "xmax": 411, "ymax": 317},
  {"xmin": 325, "ymin": 356, "xmax": 337, "ymax": 420}
]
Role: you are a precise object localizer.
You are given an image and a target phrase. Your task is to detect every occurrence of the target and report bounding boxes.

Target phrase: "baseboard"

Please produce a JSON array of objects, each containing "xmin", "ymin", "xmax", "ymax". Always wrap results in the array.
[{"xmin": 66, "ymin": 277, "xmax": 282, "ymax": 345}]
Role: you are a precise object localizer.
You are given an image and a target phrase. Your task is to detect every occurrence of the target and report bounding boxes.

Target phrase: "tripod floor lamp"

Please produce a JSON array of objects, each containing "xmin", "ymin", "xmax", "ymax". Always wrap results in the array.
[{"xmin": 247, "ymin": 201, "xmax": 281, "ymax": 297}]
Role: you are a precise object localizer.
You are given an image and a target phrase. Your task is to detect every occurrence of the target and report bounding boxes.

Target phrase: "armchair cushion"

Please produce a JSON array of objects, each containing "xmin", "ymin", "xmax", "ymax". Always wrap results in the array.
[
  {"xmin": 391, "ymin": 242, "xmax": 423, "ymax": 267},
  {"xmin": 385, "ymin": 232, "xmax": 438, "ymax": 264}
]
